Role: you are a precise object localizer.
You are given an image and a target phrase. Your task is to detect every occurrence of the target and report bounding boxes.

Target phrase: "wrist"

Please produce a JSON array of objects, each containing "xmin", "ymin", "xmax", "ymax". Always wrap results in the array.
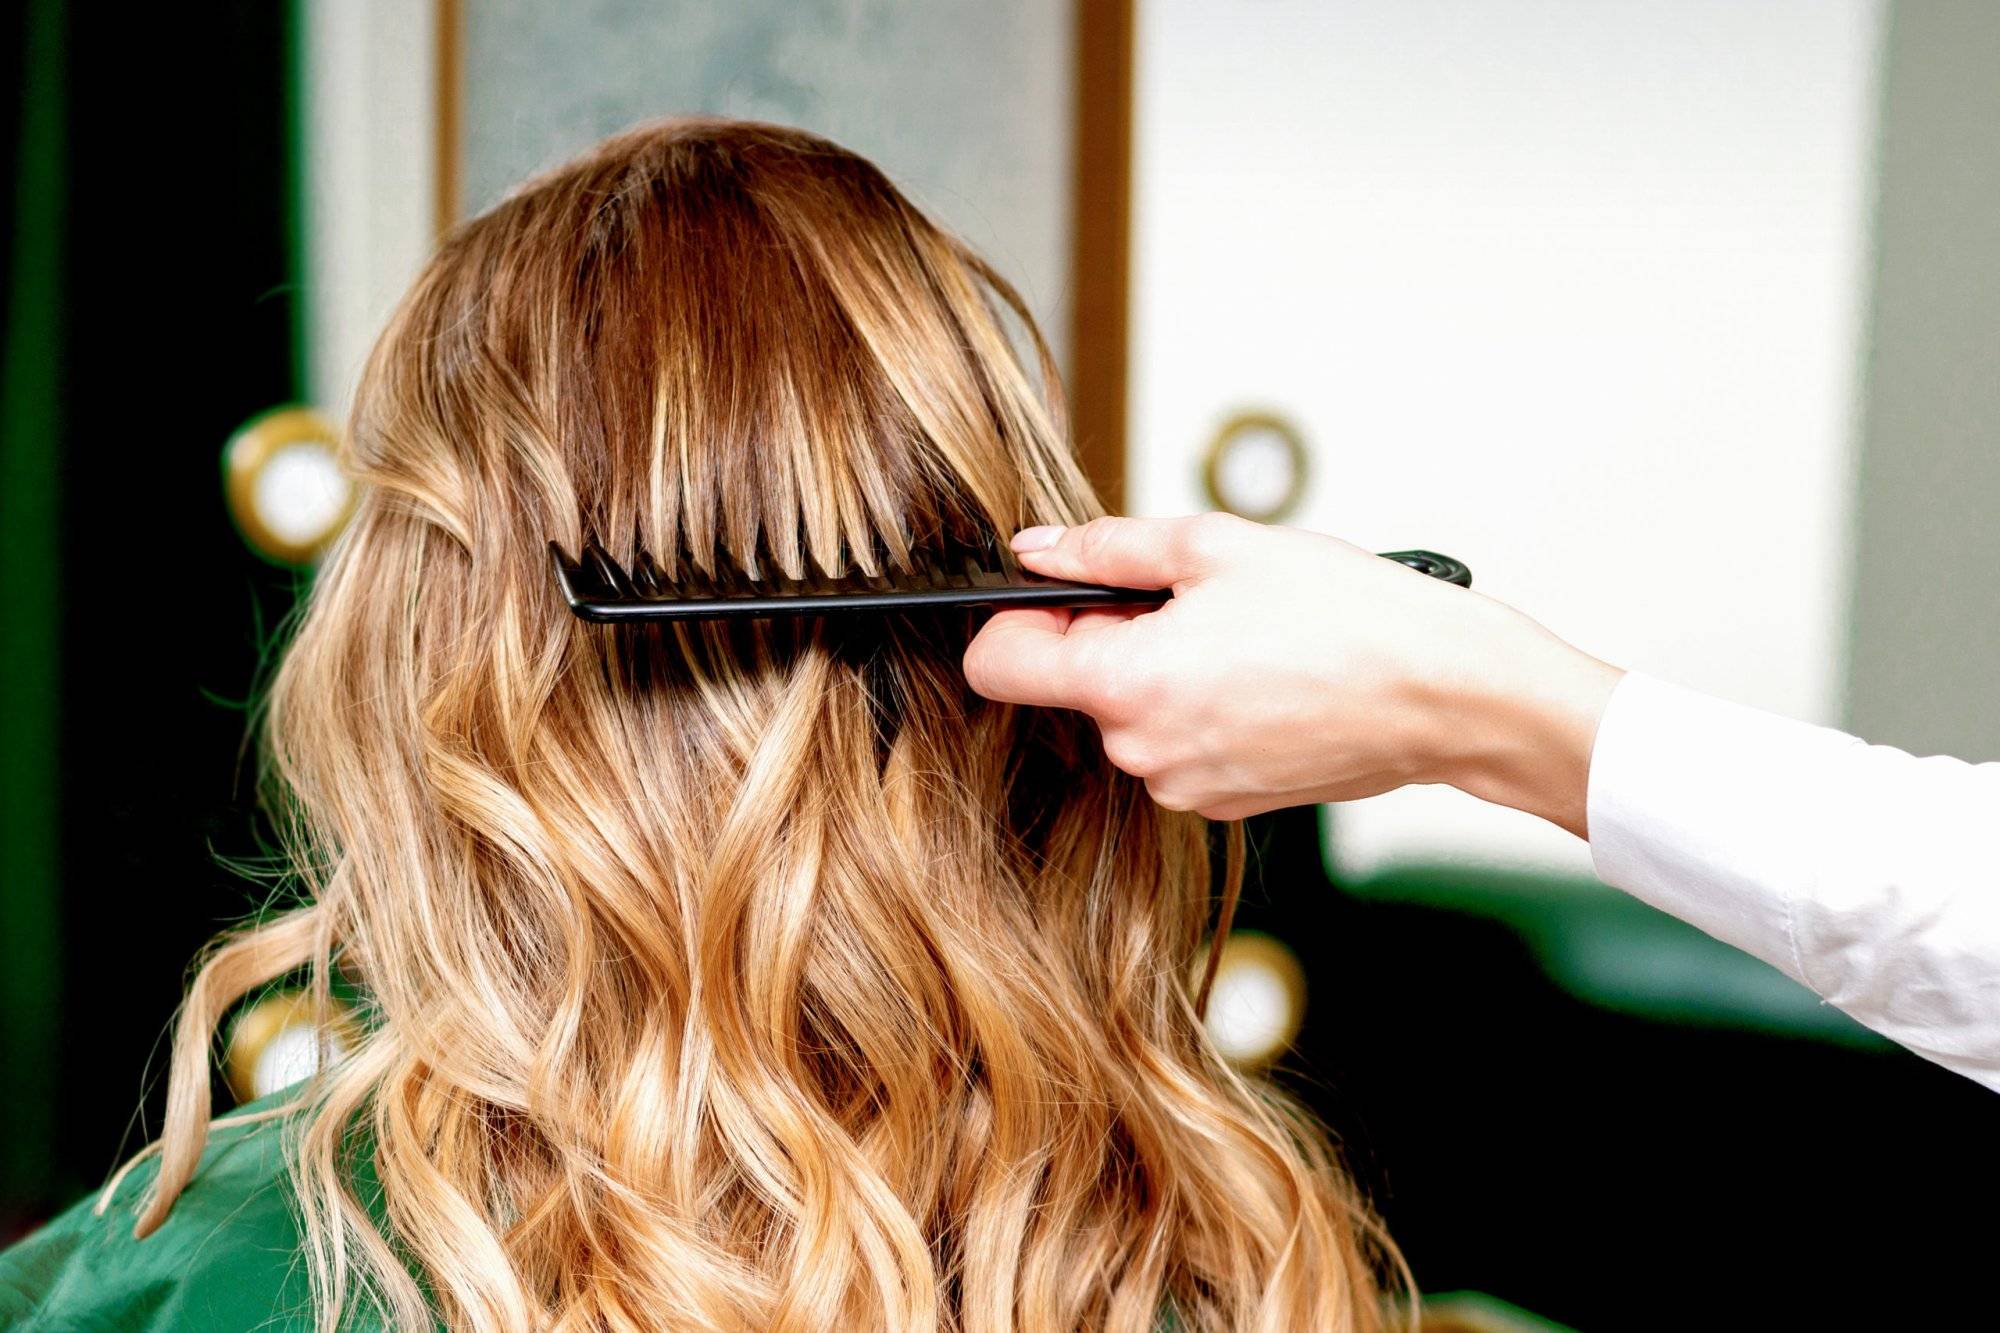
[{"xmin": 1423, "ymin": 605, "xmax": 1624, "ymax": 838}]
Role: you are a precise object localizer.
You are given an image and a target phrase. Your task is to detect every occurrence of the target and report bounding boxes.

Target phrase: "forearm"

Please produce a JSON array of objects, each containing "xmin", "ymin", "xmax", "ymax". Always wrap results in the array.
[{"xmin": 1421, "ymin": 601, "xmax": 1626, "ymax": 839}]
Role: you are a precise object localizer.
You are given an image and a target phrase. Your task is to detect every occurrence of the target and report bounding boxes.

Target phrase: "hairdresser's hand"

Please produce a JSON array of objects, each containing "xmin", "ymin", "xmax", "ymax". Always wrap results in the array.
[{"xmin": 962, "ymin": 513, "xmax": 1624, "ymax": 836}]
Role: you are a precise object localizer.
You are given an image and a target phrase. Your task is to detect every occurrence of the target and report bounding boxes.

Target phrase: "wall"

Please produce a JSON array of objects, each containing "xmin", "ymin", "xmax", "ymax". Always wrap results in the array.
[
  {"xmin": 460, "ymin": 0, "xmax": 1075, "ymax": 368},
  {"xmin": 1845, "ymin": 0, "xmax": 2000, "ymax": 763},
  {"xmin": 302, "ymin": 0, "xmax": 438, "ymax": 416},
  {"xmin": 1126, "ymin": 0, "xmax": 1887, "ymax": 878}
]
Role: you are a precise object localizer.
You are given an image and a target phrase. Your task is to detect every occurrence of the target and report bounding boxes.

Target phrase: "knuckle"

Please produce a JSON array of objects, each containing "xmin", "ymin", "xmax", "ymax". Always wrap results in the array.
[
  {"xmin": 1073, "ymin": 517, "xmax": 1119, "ymax": 562},
  {"xmin": 1100, "ymin": 730, "xmax": 1158, "ymax": 779},
  {"xmin": 1147, "ymin": 777, "xmax": 1200, "ymax": 813},
  {"xmin": 1186, "ymin": 511, "xmax": 1240, "ymax": 558}
]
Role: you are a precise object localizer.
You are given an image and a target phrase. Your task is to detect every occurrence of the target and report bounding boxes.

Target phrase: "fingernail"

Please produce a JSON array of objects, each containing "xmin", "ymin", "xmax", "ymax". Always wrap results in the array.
[{"xmin": 1011, "ymin": 525, "xmax": 1065, "ymax": 552}]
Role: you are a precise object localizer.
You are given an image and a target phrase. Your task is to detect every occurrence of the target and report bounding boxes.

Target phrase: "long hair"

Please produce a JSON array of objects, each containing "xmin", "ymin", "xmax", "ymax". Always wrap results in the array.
[{"xmin": 122, "ymin": 119, "xmax": 1401, "ymax": 1331}]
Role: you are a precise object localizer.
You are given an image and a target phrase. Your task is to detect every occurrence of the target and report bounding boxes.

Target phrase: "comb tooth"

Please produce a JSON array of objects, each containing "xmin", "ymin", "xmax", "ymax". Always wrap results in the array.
[
  {"xmin": 758, "ymin": 558, "xmax": 795, "ymax": 598},
  {"xmin": 717, "ymin": 558, "xmax": 754, "ymax": 598},
  {"xmin": 960, "ymin": 528, "xmax": 992, "ymax": 572},
  {"xmin": 582, "ymin": 541, "xmax": 634, "ymax": 597},
  {"xmin": 632, "ymin": 548, "xmax": 670, "ymax": 600},
  {"xmin": 549, "ymin": 542, "xmax": 587, "ymax": 606},
  {"xmin": 570, "ymin": 541, "xmax": 603, "ymax": 596}
]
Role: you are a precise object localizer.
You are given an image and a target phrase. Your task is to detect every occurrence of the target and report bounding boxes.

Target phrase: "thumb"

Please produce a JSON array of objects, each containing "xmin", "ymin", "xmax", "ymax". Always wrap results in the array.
[
  {"xmin": 1010, "ymin": 513, "xmax": 1236, "ymax": 589},
  {"xmin": 962, "ymin": 607, "xmax": 1091, "ymax": 709}
]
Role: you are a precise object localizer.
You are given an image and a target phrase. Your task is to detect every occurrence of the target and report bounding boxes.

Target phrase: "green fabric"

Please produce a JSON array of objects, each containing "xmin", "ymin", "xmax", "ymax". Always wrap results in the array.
[
  {"xmin": 1419, "ymin": 1290, "xmax": 1579, "ymax": 1332},
  {"xmin": 1, "ymin": 1105, "xmax": 1182, "ymax": 1331},
  {"xmin": 2, "ymin": 1094, "xmax": 1553, "ymax": 1330},
  {"xmin": 0, "ymin": 1093, "xmax": 336, "ymax": 1331}
]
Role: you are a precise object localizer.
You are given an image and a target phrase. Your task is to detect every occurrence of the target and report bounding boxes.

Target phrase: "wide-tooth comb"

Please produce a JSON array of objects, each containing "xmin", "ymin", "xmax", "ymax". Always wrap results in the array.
[{"xmin": 550, "ymin": 541, "xmax": 1471, "ymax": 623}]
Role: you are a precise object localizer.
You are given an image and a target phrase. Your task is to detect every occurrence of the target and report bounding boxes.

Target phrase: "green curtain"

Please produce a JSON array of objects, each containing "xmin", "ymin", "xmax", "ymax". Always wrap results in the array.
[{"xmin": 0, "ymin": 0, "xmax": 65, "ymax": 1207}]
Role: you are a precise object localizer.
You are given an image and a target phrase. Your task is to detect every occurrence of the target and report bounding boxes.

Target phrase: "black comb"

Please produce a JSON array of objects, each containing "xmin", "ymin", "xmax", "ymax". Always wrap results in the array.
[{"xmin": 550, "ymin": 541, "xmax": 1471, "ymax": 623}]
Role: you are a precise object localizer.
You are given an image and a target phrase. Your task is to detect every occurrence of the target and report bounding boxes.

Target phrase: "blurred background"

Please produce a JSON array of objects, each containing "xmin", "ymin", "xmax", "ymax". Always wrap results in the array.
[{"xmin": 3, "ymin": 1, "xmax": 1996, "ymax": 1327}]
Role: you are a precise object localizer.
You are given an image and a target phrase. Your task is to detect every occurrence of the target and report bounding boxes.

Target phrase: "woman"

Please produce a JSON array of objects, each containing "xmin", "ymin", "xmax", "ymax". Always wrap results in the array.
[{"xmin": 1, "ymin": 119, "xmax": 1402, "ymax": 1331}]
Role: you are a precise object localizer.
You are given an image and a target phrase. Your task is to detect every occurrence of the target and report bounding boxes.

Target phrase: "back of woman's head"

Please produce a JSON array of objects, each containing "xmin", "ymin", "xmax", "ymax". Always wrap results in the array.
[{"xmin": 136, "ymin": 119, "xmax": 1397, "ymax": 1331}]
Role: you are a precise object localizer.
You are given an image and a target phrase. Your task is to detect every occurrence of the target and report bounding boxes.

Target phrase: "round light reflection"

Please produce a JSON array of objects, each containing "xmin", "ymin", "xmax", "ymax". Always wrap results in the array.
[
  {"xmin": 225, "ymin": 989, "xmax": 356, "ymax": 1103},
  {"xmin": 224, "ymin": 407, "xmax": 353, "ymax": 564},
  {"xmin": 252, "ymin": 440, "xmax": 349, "ymax": 548},
  {"xmin": 1201, "ymin": 931, "xmax": 1307, "ymax": 1068}
]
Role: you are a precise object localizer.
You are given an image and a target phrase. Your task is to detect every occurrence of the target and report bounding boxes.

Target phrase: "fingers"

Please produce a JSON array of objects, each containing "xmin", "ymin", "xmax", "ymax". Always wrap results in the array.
[
  {"xmin": 1063, "ymin": 603, "xmax": 1151, "ymax": 636},
  {"xmin": 1010, "ymin": 513, "xmax": 1244, "ymax": 589},
  {"xmin": 962, "ymin": 607, "xmax": 1090, "ymax": 709}
]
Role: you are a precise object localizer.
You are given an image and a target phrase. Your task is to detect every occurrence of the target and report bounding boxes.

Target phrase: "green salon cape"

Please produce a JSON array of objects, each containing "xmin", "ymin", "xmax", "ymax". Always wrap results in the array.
[
  {"xmin": 1, "ymin": 1096, "xmax": 1565, "ymax": 1332},
  {"xmin": 0, "ymin": 1090, "xmax": 374, "ymax": 1332}
]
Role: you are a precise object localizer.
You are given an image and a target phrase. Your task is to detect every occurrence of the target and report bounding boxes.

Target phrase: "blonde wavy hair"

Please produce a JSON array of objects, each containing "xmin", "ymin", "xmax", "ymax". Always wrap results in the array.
[{"xmin": 120, "ymin": 119, "xmax": 1403, "ymax": 1330}]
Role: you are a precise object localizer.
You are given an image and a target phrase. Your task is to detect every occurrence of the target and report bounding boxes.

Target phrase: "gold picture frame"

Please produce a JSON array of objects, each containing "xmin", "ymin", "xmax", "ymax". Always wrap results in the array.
[{"xmin": 1200, "ymin": 411, "xmax": 1310, "ymax": 523}]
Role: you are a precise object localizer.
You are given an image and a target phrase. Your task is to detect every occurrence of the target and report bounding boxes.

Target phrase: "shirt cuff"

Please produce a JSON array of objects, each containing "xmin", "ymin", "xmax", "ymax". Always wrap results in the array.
[{"xmin": 1585, "ymin": 671, "xmax": 1867, "ymax": 990}]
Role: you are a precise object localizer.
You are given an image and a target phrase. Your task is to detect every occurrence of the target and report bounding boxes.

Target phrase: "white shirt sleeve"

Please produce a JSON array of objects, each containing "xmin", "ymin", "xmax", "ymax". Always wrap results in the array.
[{"xmin": 1586, "ymin": 670, "xmax": 2000, "ymax": 1090}]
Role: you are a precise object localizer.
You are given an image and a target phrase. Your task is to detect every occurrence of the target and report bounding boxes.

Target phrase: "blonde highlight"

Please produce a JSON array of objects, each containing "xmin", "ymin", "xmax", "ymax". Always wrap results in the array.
[{"xmin": 126, "ymin": 118, "xmax": 1403, "ymax": 1331}]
